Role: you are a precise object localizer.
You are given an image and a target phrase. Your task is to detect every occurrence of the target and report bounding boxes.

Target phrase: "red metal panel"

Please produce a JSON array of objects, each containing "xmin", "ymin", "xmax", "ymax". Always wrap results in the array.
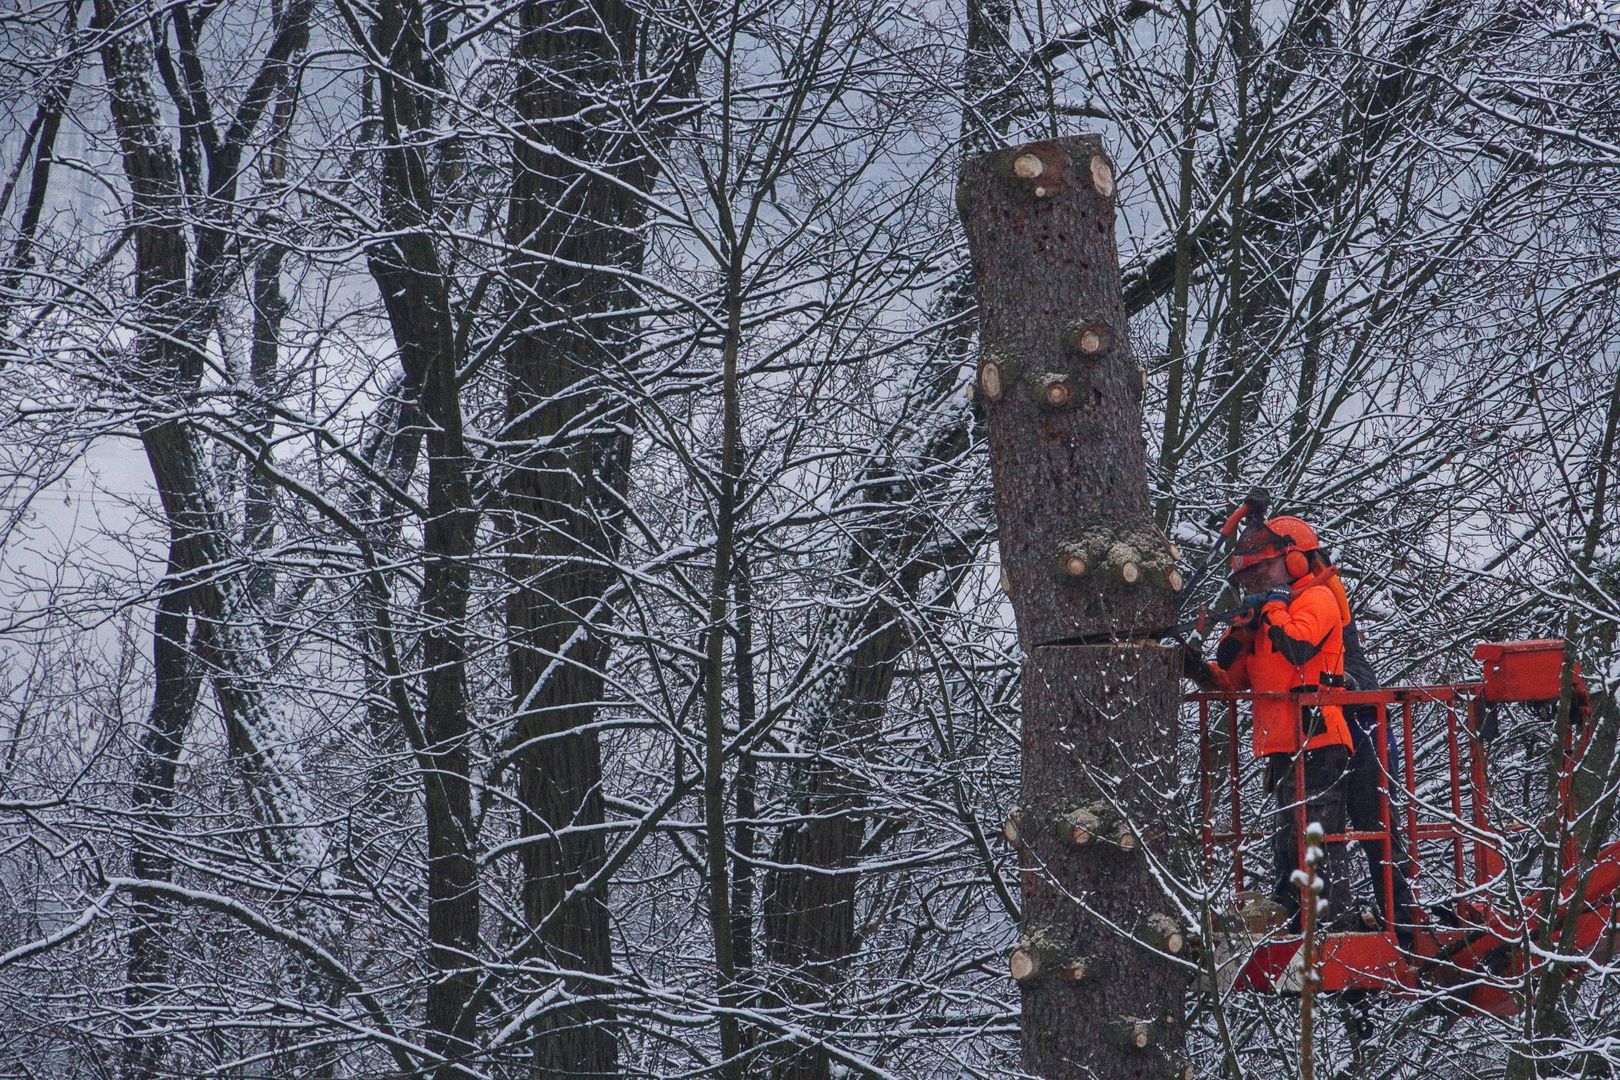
[
  {"xmin": 1235, "ymin": 933, "xmax": 1409, "ymax": 993},
  {"xmin": 1318, "ymin": 932, "xmax": 1408, "ymax": 990},
  {"xmin": 1474, "ymin": 639, "xmax": 1578, "ymax": 702}
]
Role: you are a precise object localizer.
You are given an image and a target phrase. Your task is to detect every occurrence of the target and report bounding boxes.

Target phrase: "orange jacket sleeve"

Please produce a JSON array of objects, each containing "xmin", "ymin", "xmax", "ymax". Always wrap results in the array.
[{"xmin": 1260, "ymin": 586, "xmax": 1339, "ymax": 666}]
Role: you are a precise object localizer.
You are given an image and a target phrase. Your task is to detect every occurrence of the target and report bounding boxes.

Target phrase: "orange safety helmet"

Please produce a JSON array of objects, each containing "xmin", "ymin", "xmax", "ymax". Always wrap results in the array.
[{"xmin": 1230, "ymin": 515, "xmax": 1320, "ymax": 579}]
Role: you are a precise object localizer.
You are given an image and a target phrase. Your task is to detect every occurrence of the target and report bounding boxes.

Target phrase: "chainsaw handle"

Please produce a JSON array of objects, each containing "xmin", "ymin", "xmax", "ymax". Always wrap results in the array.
[
  {"xmin": 1216, "ymin": 487, "xmax": 1272, "ymax": 539},
  {"xmin": 1180, "ymin": 487, "xmax": 1274, "ymax": 618}
]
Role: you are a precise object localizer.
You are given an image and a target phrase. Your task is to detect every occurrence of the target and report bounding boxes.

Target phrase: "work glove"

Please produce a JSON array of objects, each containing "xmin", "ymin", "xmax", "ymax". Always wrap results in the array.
[
  {"xmin": 1215, "ymin": 628, "xmax": 1249, "ymax": 669},
  {"xmin": 1229, "ymin": 593, "xmax": 1267, "ymax": 630},
  {"xmin": 1262, "ymin": 587, "xmax": 1291, "ymax": 607},
  {"xmin": 1180, "ymin": 644, "xmax": 1217, "ymax": 689}
]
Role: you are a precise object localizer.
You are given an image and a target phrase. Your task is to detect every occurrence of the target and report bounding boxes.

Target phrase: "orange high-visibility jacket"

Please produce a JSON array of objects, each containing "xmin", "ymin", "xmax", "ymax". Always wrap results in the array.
[{"xmin": 1213, "ymin": 575, "xmax": 1353, "ymax": 756}]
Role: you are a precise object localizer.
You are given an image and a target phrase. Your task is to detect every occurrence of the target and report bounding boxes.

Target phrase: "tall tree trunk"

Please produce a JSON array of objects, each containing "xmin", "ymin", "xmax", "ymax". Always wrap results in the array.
[
  {"xmin": 122, "ymin": 557, "xmax": 202, "ymax": 1080},
  {"xmin": 700, "ymin": 262, "xmax": 746, "ymax": 1080},
  {"xmin": 415, "ymin": 300, "xmax": 481, "ymax": 1078},
  {"xmin": 730, "ymin": 551, "xmax": 760, "ymax": 993},
  {"xmin": 502, "ymin": 3, "xmax": 647, "ymax": 1074},
  {"xmin": 958, "ymin": 134, "xmax": 1192, "ymax": 1078},
  {"xmin": 360, "ymin": 0, "xmax": 483, "ymax": 1067}
]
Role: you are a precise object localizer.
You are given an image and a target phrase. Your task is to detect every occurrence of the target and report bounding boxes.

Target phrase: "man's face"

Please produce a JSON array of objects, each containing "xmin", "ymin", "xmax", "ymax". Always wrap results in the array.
[{"xmin": 1233, "ymin": 555, "xmax": 1291, "ymax": 593}]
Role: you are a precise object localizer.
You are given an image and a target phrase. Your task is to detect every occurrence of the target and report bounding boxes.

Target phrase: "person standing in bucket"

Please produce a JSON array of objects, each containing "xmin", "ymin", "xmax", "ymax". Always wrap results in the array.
[{"xmin": 1183, "ymin": 516, "xmax": 1356, "ymax": 931}]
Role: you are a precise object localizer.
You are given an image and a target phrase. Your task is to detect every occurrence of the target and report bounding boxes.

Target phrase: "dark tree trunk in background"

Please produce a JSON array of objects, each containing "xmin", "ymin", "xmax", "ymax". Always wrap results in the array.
[
  {"xmin": 122, "ymin": 559, "xmax": 201, "ymax": 1080},
  {"xmin": 362, "ymin": 0, "xmax": 483, "ymax": 1067},
  {"xmin": 502, "ymin": 3, "xmax": 646, "ymax": 1074},
  {"xmin": 958, "ymin": 135, "xmax": 1192, "ymax": 1079}
]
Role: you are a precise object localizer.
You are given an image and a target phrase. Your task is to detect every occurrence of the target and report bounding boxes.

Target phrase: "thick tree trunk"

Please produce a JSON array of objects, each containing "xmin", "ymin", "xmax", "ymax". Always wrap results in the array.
[
  {"xmin": 958, "ymin": 135, "xmax": 1192, "ymax": 1079},
  {"xmin": 502, "ymin": 3, "xmax": 646, "ymax": 1074}
]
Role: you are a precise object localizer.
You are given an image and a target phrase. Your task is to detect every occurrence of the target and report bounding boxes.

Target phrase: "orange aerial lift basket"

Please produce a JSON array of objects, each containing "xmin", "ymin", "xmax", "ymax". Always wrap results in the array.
[{"xmin": 1189, "ymin": 639, "xmax": 1620, "ymax": 1017}]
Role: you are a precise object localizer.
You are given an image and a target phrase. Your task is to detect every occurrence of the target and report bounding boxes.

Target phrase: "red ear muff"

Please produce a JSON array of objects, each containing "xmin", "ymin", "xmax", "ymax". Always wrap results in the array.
[{"xmin": 1284, "ymin": 549, "xmax": 1308, "ymax": 579}]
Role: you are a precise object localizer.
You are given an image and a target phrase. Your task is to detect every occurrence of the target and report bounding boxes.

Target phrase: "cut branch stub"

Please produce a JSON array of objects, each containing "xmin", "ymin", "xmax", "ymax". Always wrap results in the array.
[
  {"xmin": 1030, "ymin": 372, "xmax": 1075, "ymax": 409},
  {"xmin": 1003, "ymin": 143, "xmax": 1071, "ymax": 200},
  {"xmin": 1009, "ymin": 944, "xmax": 1040, "ymax": 982},
  {"xmin": 1057, "ymin": 803, "xmax": 1117, "ymax": 847},
  {"xmin": 1010, "ymin": 932, "xmax": 1093, "ymax": 984},
  {"xmin": 979, "ymin": 360, "xmax": 1004, "ymax": 400},
  {"xmin": 1003, "ymin": 807, "xmax": 1027, "ymax": 846},
  {"xmin": 1070, "ymin": 320, "xmax": 1113, "ymax": 356},
  {"xmin": 1057, "ymin": 538, "xmax": 1096, "ymax": 579},
  {"xmin": 1108, "ymin": 542, "xmax": 1144, "ymax": 586},
  {"xmin": 977, "ymin": 349, "xmax": 1020, "ymax": 401},
  {"xmin": 1089, "ymin": 153, "xmax": 1115, "ymax": 198},
  {"xmin": 1059, "ymin": 808, "xmax": 1101, "ymax": 846},
  {"xmin": 1107, "ymin": 1018, "xmax": 1154, "ymax": 1050},
  {"xmin": 1140, "ymin": 913, "xmax": 1186, "ymax": 956}
]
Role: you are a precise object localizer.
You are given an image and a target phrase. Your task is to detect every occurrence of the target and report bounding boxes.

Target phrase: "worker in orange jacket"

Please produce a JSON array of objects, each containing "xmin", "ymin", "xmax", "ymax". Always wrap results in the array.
[{"xmin": 1185, "ymin": 515, "xmax": 1356, "ymax": 930}]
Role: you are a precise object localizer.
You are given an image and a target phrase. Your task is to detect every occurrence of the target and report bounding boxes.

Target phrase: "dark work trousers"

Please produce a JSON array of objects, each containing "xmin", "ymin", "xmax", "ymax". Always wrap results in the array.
[
  {"xmin": 1346, "ymin": 707, "xmax": 1418, "ymax": 929},
  {"xmin": 1266, "ymin": 745, "xmax": 1353, "ymax": 930}
]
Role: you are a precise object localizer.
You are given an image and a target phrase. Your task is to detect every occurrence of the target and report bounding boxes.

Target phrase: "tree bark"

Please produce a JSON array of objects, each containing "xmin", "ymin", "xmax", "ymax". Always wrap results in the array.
[
  {"xmin": 122, "ymin": 555, "xmax": 202, "ymax": 1080},
  {"xmin": 360, "ymin": 0, "xmax": 483, "ymax": 1068},
  {"xmin": 958, "ymin": 134, "xmax": 1192, "ymax": 1079},
  {"xmin": 501, "ymin": 3, "xmax": 648, "ymax": 1074}
]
